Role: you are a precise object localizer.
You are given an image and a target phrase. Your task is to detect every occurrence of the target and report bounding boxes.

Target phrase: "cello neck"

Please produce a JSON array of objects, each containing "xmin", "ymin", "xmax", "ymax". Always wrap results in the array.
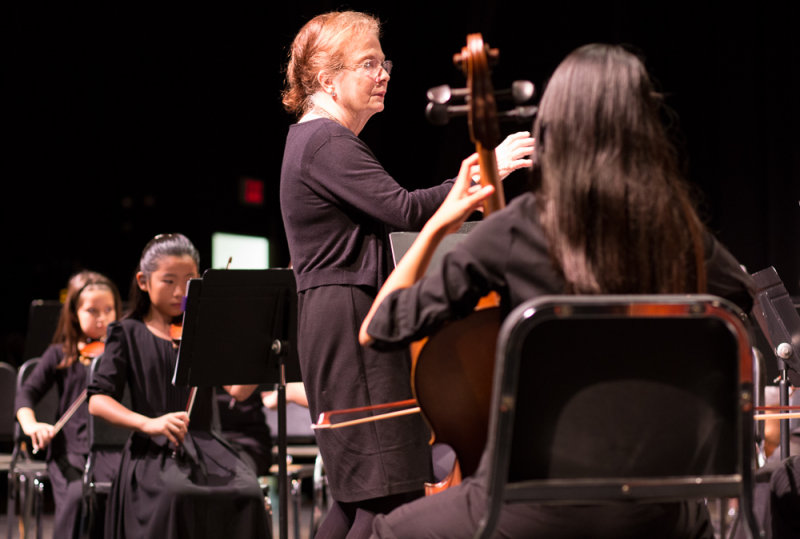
[
  {"xmin": 476, "ymin": 143, "xmax": 504, "ymax": 215},
  {"xmin": 458, "ymin": 33, "xmax": 504, "ymax": 216}
]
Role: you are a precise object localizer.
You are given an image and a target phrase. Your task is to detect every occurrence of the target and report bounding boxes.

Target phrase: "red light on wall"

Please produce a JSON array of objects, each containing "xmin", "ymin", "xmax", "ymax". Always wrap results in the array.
[{"xmin": 240, "ymin": 177, "xmax": 265, "ymax": 206}]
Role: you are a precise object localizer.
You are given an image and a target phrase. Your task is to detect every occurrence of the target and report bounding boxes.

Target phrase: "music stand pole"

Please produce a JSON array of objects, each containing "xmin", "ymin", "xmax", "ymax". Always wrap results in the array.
[
  {"xmin": 777, "ymin": 342, "xmax": 797, "ymax": 459},
  {"xmin": 273, "ymin": 338, "xmax": 289, "ymax": 539},
  {"xmin": 779, "ymin": 361, "xmax": 791, "ymax": 458}
]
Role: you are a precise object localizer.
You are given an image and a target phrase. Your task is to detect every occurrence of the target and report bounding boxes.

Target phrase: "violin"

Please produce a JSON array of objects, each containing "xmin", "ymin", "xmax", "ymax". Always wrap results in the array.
[
  {"xmin": 79, "ymin": 339, "xmax": 105, "ymax": 363},
  {"xmin": 170, "ymin": 323, "xmax": 183, "ymax": 348}
]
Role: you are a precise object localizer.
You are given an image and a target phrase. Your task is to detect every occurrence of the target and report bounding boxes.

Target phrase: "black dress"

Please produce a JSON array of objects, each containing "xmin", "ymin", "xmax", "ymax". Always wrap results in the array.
[
  {"xmin": 279, "ymin": 118, "xmax": 454, "ymax": 503},
  {"xmin": 87, "ymin": 319, "xmax": 269, "ymax": 539},
  {"xmin": 15, "ymin": 344, "xmax": 119, "ymax": 539},
  {"xmin": 367, "ymin": 192, "xmax": 755, "ymax": 538}
]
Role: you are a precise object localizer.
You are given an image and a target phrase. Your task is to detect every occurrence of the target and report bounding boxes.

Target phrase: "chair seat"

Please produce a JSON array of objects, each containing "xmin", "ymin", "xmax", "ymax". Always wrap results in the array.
[
  {"xmin": 12, "ymin": 461, "xmax": 48, "ymax": 474},
  {"xmin": 269, "ymin": 463, "xmax": 314, "ymax": 479},
  {"xmin": 92, "ymin": 480, "xmax": 113, "ymax": 494}
]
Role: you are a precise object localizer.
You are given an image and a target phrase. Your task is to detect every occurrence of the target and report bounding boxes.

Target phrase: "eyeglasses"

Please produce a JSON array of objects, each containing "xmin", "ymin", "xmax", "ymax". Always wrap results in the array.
[{"xmin": 346, "ymin": 59, "xmax": 393, "ymax": 78}]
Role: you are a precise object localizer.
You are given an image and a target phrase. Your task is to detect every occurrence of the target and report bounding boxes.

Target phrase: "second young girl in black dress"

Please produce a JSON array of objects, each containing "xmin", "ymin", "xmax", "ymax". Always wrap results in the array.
[
  {"xmin": 87, "ymin": 233, "xmax": 269, "ymax": 539},
  {"xmin": 15, "ymin": 270, "xmax": 122, "ymax": 538}
]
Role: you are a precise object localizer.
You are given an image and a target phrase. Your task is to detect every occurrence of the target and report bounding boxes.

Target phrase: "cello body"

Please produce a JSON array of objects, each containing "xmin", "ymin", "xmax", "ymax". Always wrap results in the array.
[{"xmin": 412, "ymin": 306, "xmax": 500, "ymax": 489}]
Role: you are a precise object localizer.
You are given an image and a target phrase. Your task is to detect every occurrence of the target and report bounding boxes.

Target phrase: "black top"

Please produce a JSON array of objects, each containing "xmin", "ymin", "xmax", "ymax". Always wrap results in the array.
[
  {"xmin": 280, "ymin": 118, "xmax": 454, "ymax": 292},
  {"xmin": 367, "ymin": 191, "xmax": 755, "ymax": 346},
  {"xmin": 15, "ymin": 343, "xmax": 90, "ymax": 460},
  {"xmin": 88, "ymin": 318, "xmax": 213, "ymax": 433}
]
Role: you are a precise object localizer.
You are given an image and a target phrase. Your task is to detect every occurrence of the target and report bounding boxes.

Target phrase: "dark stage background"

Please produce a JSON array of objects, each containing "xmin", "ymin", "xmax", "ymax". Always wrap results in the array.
[{"xmin": 2, "ymin": 2, "xmax": 799, "ymax": 366}]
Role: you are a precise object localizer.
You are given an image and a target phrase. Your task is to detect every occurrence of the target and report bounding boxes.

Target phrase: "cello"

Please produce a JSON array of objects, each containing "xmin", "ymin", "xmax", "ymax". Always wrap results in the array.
[{"xmin": 410, "ymin": 33, "xmax": 507, "ymax": 493}]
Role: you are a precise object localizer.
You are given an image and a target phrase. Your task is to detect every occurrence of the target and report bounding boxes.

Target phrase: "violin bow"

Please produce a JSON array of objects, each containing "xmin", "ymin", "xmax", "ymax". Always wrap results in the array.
[{"xmin": 31, "ymin": 389, "xmax": 88, "ymax": 455}]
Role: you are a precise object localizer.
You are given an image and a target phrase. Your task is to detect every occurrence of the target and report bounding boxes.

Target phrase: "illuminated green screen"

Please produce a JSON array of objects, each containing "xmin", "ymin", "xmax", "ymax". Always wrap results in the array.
[{"xmin": 211, "ymin": 232, "xmax": 270, "ymax": 269}]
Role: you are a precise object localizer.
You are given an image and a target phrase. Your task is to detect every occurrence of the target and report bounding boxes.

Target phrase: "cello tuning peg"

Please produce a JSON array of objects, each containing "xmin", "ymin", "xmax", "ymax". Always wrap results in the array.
[
  {"xmin": 426, "ymin": 85, "xmax": 469, "ymax": 105},
  {"xmin": 498, "ymin": 105, "xmax": 538, "ymax": 123},
  {"xmin": 425, "ymin": 101, "xmax": 469, "ymax": 126},
  {"xmin": 427, "ymin": 85, "xmax": 452, "ymax": 104},
  {"xmin": 425, "ymin": 101, "xmax": 451, "ymax": 126},
  {"xmin": 511, "ymin": 81, "xmax": 535, "ymax": 104},
  {"xmin": 494, "ymin": 81, "xmax": 535, "ymax": 104}
]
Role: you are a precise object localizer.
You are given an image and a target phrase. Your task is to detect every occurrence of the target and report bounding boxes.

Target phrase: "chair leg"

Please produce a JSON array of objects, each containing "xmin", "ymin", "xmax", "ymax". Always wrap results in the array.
[
  {"xmin": 7, "ymin": 472, "xmax": 17, "ymax": 539},
  {"xmin": 18, "ymin": 473, "xmax": 32, "ymax": 539},
  {"xmin": 311, "ymin": 454, "xmax": 327, "ymax": 536},
  {"xmin": 33, "ymin": 477, "xmax": 44, "ymax": 539},
  {"xmin": 738, "ymin": 492, "xmax": 763, "ymax": 539},
  {"xmin": 257, "ymin": 476, "xmax": 273, "ymax": 537},
  {"xmin": 718, "ymin": 499, "xmax": 728, "ymax": 538},
  {"xmin": 78, "ymin": 489, "xmax": 91, "ymax": 539},
  {"xmin": 291, "ymin": 476, "xmax": 304, "ymax": 539}
]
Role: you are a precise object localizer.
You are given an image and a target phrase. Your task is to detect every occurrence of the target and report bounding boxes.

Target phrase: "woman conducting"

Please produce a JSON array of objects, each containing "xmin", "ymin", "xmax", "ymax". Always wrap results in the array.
[{"xmin": 279, "ymin": 10, "xmax": 534, "ymax": 538}]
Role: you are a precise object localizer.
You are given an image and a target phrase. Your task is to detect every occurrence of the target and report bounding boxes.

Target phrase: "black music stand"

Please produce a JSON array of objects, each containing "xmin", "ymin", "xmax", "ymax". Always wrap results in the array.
[
  {"xmin": 389, "ymin": 221, "xmax": 479, "ymax": 271},
  {"xmin": 751, "ymin": 266, "xmax": 800, "ymax": 459},
  {"xmin": 172, "ymin": 268, "xmax": 301, "ymax": 539},
  {"xmin": 23, "ymin": 299, "xmax": 63, "ymax": 361}
]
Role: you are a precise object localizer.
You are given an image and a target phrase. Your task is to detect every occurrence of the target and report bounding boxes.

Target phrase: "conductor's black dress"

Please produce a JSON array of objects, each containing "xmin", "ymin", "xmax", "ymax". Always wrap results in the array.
[
  {"xmin": 280, "ymin": 118, "xmax": 454, "ymax": 503},
  {"xmin": 87, "ymin": 319, "xmax": 269, "ymax": 539}
]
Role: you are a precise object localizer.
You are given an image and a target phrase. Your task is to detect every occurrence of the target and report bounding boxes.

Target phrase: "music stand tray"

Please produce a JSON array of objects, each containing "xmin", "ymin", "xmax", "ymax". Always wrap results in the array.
[
  {"xmin": 389, "ymin": 221, "xmax": 480, "ymax": 272},
  {"xmin": 173, "ymin": 268, "xmax": 300, "ymax": 387}
]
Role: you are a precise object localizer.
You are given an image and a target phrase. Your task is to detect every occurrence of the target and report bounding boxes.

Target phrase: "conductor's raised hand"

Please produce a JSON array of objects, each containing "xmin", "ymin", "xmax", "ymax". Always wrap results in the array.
[
  {"xmin": 141, "ymin": 411, "xmax": 190, "ymax": 445},
  {"xmin": 428, "ymin": 153, "xmax": 495, "ymax": 237},
  {"xmin": 495, "ymin": 131, "xmax": 535, "ymax": 179}
]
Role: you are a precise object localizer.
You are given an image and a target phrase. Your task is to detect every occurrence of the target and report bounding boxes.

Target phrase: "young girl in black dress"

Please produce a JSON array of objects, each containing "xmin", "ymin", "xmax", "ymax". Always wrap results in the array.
[
  {"xmin": 15, "ymin": 269, "xmax": 122, "ymax": 539},
  {"xmin": 87, "ymin": 233, "xmax": 269, "ymax": 539}
]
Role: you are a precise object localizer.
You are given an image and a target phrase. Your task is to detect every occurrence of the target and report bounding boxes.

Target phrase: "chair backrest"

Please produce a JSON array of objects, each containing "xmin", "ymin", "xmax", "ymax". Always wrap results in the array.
[
  {"xmin": 13, "ymin": 357, "xmax": 59, "ymax": 460},
  {"xmin": 477, "ymin": 294, "xmax": 757, "ymax": 538},
  {"xmin": 0, "ymin": 362, "xmax": 18, "ymax": 446},
  {"xmin": 86, "ymin": 355, "xmax": 131, "ymax": 449},
  {"xmin": 18, "ymin": 357, "xmax": 59, "ymax": 422},
  {"xmin": 266, "ymin": 402, "xmax": 316, "ymax": 446}
]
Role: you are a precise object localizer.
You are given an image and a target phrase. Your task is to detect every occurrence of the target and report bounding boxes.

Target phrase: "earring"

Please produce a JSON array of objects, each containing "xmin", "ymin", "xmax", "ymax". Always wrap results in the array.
[{"xmin": 331, "ymin": 90, "xmax": 337, "ymax": 98}]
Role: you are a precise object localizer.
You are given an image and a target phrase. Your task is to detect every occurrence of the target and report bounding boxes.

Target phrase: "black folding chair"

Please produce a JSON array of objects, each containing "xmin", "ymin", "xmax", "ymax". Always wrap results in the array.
[
  {"xmin": 475, "ymin": 294, "xmax": 761, "ymax": 539},
  {"xmin": 79, "ymin": 355, "xmax": 128, "ymax": 539},
  {"xmin": 266, "ymin": 401, "xmax": 321, "ymax": 539},
  {"xmin": 7, "ymin": 358, "xmax": 58, "ymax": 539},
  {"xmin": 0, "ymin": 362, "xmax": 17, "ymax": 473}
]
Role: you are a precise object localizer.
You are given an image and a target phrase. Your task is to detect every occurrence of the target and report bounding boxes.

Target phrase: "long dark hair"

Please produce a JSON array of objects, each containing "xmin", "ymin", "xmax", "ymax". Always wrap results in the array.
[
  {"xmin": 532, "ymin": 44, "xmax": 706, "ymax": 294},
  {"xmin": 125, "ymin": 233, "xmax": 200, "ymax": 321},
  {"xmin": 53, "ymin": 270, "xmax": 122, "ymax": 368}
]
